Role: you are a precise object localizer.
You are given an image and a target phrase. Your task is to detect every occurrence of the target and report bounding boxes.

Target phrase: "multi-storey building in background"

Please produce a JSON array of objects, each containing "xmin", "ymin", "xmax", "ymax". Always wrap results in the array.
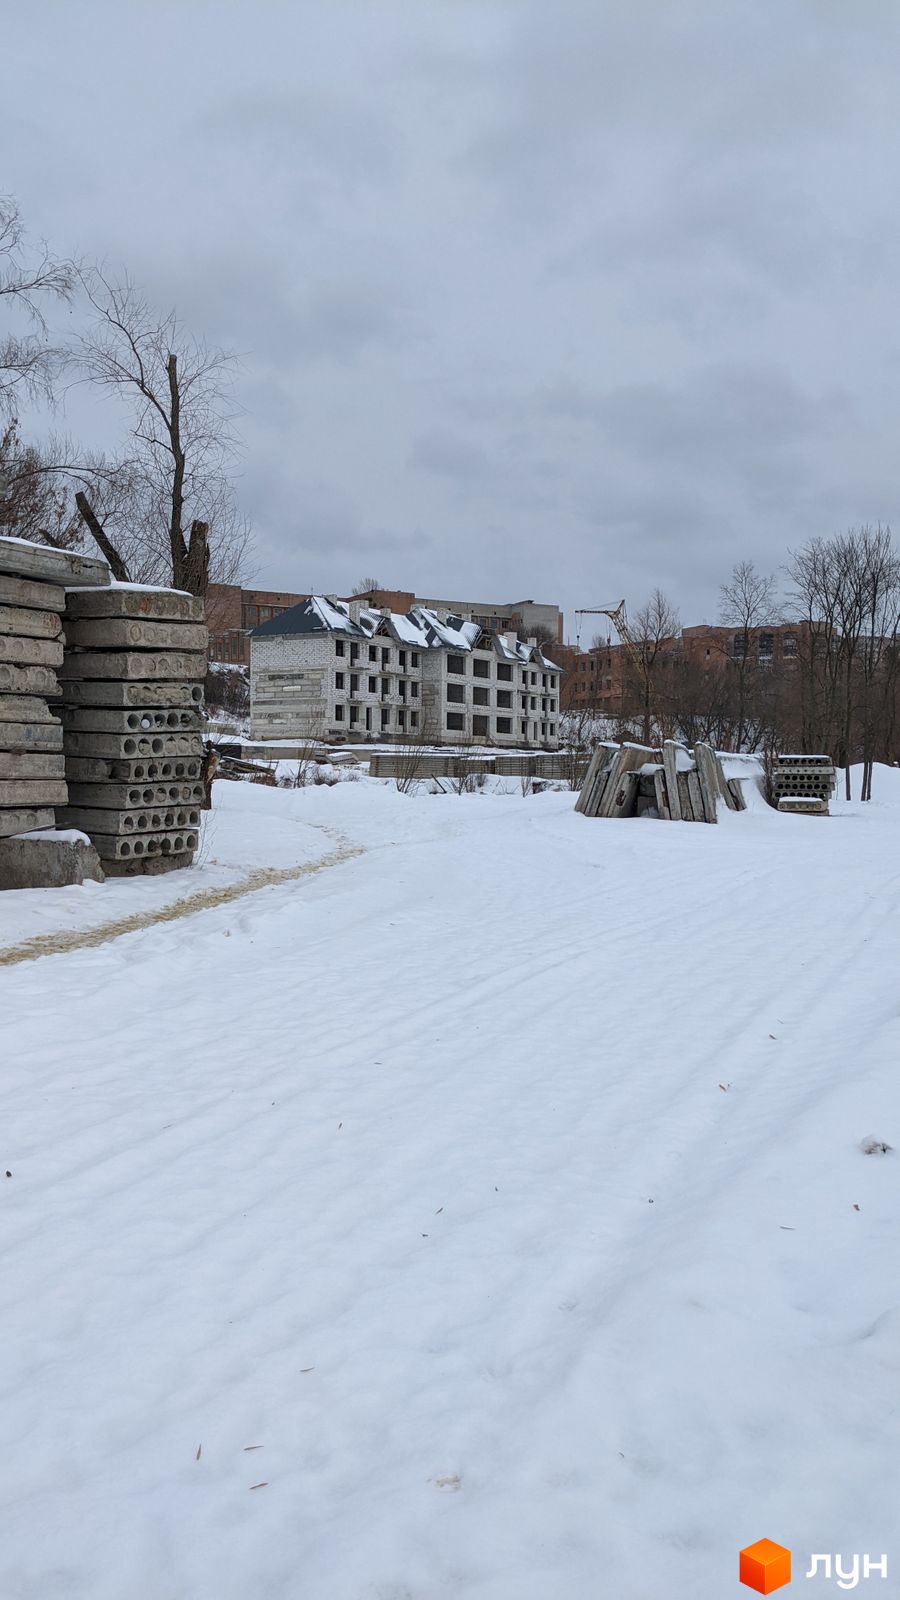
[
  {"xmin": 561, "ymin": 622, "xmax": 804, "ymax": 712},
  {"xmin": 249, "ymin": 595, "xmax": 561, "ymax": 747},
  {"xmin": 208, "ymin": 582, "xmax": 563, "ymax": 666}
]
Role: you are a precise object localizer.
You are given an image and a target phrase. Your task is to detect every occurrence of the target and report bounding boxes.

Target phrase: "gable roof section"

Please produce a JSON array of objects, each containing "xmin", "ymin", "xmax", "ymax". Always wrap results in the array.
[{"xmin": 250, "ymin": 595, "xmax": 560, "ymax": 669}]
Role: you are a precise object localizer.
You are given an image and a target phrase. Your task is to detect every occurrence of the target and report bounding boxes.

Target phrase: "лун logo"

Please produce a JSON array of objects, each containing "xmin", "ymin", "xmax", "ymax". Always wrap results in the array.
[{"xmin": 740, "ymin": 1539, "xmax": 792, "ymax": 1593}]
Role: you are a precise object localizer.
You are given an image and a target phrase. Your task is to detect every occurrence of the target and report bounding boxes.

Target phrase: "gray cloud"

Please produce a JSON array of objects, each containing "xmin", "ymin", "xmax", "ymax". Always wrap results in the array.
[{"xmin": 5, "ymin": 0, "xmax": 900, "ymax": 629}]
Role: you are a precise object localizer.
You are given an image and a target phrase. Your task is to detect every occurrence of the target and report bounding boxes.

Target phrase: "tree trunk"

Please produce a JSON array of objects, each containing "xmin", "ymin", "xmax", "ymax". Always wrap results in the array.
[{"xmin": 74, "ymin": 492, "xmax": 131, "ymax": 582}]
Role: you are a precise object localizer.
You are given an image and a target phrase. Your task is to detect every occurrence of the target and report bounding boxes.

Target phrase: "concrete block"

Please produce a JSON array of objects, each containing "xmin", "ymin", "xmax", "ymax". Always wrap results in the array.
[
  {"xmin": 59, "ymin": 650, "xmax": 207, "ymax": 681},
  {"xmin": 103, "ymin": 850, "xmax": 194, "ymax": 877},
  {"xmin": 65, "ymin": 755, "xmax": 203, "ymax": 783},
  {"xmin": 0, "ymin": 752, "xmax": 66, "ymax": 780},
  {"xmin": 64, "ymin": 617, "xmax": 209, "ymax": 651},
  {"xmin": 62, "ymin": 731, "xmax": 204, "ymax": 759},
  {"xmin": 65, "ymin": 781, "xmax": 205, "ymax": 809},
  {"xmin": 0, "ymin": 573, "xmax": 66, "ymax": 613},
  {"xmin": 0, "ymin": 604, "xmax": 63, "ymax": 639},
  {"xmin": 58, "ymin": 705, "xmax": 204, "ymax": 734},
  {"xmin": 0, "ymin": 722, "xmax": 63, "ymax": 753},
  {"xmin": 89, "ymin": 827, "xmax": 199, "ymax": 862},
  {"xmin": 777, "ymin": 796, "xmax": 829, "ymax": 815},
  {"xmin": 0, "ymin": 779, "xmax": 68, "ymax": 806},
  {"xmin": 56, "ymin": 678, "xmax": 204, "ymax": 709},
  {"xmin": 65, "ymin": 587, "xmax": 205, "ymax": 622},
  {"xmin": 0, "ymin": 664, "xmax": 60, "ymax": 697},
  {"xmin": 0, "ymin": 695, "xmax": 59, "ymax": 725},
  {"xmin": 0, "ymin": 832, "xmax": 104, "ymax": 889},
  {"xmin": 0, "ymin": 806, "xmax": 55, "ymax": 838},
  {"xmin": 59, "ymin": 804, "xmax": 201, "ymax": 835},
  {"xmin": 0, "ymin": 635, "xmax": 64, "ymax": 667},
  {"xmin": 0, "ymin": 538, "xmax": 110, "ymax": 588}
]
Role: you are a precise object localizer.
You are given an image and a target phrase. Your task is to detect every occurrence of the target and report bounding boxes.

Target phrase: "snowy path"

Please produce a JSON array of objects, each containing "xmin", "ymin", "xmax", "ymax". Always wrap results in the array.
[{"xmin": 2, "ymin": 779, "xmax": 898, "ymax": 1599}]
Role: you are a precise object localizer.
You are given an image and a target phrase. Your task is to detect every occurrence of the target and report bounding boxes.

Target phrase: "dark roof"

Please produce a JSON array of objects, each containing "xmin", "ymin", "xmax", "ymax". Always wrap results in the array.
[{"xmin": 250, "ymin": 596, "xmax": 364, "ymax": 638}]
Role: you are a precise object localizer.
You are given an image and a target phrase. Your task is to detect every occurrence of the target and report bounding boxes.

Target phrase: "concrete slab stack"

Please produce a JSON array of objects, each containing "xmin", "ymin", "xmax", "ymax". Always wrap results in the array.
[
  {"xmin": 0, "ymin": 538, "xmax": 110, "ymax": 839},
  {"xmin": 56, "ymin": 586, "xmax": 208, "ymax": 874}
]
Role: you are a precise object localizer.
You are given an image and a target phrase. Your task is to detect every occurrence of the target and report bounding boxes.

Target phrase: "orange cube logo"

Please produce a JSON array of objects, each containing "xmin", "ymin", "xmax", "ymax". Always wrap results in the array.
[{"xmin": 740, "ymin": 1539, "xmax": 792, "ymax": 1593}]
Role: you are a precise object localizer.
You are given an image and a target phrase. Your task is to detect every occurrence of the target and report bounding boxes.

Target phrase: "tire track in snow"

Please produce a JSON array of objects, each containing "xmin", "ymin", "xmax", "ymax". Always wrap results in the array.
[{"xmin": 0, "ymin": 839, "xmax": 364, "ymax": 968}]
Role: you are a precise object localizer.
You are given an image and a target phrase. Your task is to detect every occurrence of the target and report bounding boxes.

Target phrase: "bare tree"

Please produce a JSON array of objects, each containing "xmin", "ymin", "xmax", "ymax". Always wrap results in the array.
[
  {"xmin": 70, "ymin": 271, "xmax": 250, "ymax": 595},
  {"xmin": 0, "ymin": 421, "xmax": 78, "ymax": 543},
  {"xmin": 352, "ymin": 576, "xmax": 382, "ymax": 595},
  {"xmin": 629, "ymin": 589, "xmax": 680, "ymax": 745},
  {"xmin": 0, "ymin": 197, "xmax": 74, "ymax": 417},
  {"xmin": 719, "ymin": 560, "xmax": 778, "ymax": 751},
  {"xmin": 788, "ymin": 527, "xmax": 900, "ymax": 797}
]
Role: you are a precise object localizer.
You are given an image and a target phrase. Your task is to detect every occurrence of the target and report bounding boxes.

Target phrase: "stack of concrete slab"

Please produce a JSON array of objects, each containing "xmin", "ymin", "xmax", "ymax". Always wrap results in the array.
[
  {"xmin": 772, "ymin": 753, "xmax": 835, "ymax": 815},
  {"xmin": 0, "ymin": 538, "xmax": 110, "ymax": 839},
  {"xmin": 56, "ymin": 586, "xmax": 208, "ymax": 873}
]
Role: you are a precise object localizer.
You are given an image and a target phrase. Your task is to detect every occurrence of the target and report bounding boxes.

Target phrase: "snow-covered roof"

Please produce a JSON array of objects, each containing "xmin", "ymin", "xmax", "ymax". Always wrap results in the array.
[{"xmin": 251, "ymin": 595, "xmax": 560, "ymax": 668}]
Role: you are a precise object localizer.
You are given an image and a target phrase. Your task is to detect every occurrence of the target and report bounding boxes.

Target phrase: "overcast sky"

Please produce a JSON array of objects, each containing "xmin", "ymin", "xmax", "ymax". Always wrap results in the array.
[{"xmin": 6, "ymin": 1, "xmax": 900, "ymax": 636}]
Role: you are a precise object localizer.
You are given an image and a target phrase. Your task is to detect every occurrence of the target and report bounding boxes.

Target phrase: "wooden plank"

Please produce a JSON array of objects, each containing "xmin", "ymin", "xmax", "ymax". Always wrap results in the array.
[
  {"xmin": 693, "ymin": 743, "xmax": 719, "ymax": 823},
  {"xmin": 676, "ymin": 770, "xmax": 695, "ymax": 821},
  {"xmin": 717, "ymin": 753, "xmax": 737, "ymax": 810},
  {"xmin": 575, "ymin": 747, "xmax": 603, "ymax": 814},
  {"xmin": 662, "ymin": 740, "xmax": 682, "ymax": 821},
  {"xmin": 597, "ymin": 745, "xmax": 653, "ymax": 817},
  {"xmin": 687, "ymin": 770, "xmax": 703, "ymax": 823},
  {"xmin": 607, "ymin": 768, "xmax": 639, "ymax": 818},
  {"xmin": 727, "ymin": 777, "xmax": 746, "ymax": 811},
  {"xmin": 653, "ymin": 768, "xmax": 671, "ymax": 820}
]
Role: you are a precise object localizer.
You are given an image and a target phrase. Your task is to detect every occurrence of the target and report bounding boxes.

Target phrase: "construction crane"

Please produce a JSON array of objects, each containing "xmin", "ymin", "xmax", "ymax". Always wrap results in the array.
[
  {"xmin": 575, "ymin": 602, "xmax": 655, "ymax": 742},
  {"xmin": 574, "ymin": 601, "xmax": 627, "ymax": 651}
]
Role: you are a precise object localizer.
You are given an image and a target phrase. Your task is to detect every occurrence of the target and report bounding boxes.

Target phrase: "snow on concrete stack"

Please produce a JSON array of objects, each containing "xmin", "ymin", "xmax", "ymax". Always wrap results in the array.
[
  {"xmin": 0, "ymin": 537, "xmax": 109, "ymax": 840},
  {"xmin": 56, "ymin": 586, "xmax": 207, "ymax": 873}
]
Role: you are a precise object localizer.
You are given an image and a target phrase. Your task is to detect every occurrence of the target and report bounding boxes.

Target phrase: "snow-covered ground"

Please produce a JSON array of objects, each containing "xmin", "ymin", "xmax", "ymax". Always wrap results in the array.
[{"xmin": 2, "ymin": 772, "xmax": 898, "ymax": 1598}]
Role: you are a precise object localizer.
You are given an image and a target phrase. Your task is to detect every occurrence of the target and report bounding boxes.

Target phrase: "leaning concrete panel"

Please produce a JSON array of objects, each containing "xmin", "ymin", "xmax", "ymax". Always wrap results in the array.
[
  {"xmin": 0, "ymin": 752, "xmax": 66, "ymax": 780},
  {"xmin": 59, "ymin": 805, "xmax": 201, "ymax": 835},
  {"xmin": 59, "ymin": 650, "xmax": 206, "ymax": 681},
  {"xmin": 65, "ymin": 781, "xmax": 205, "ymax": 809},
  {"xmin": 64, "ymin": 617, "xmax": 209, "ymax": 652},
  {"xmin": 56, "ymin": 678, "xmax": 204, "ymax": 709},
  {"xmin": 0, "ymin": 779, "xmax": 68, "ymax": 806},
  {"xmin": 0, "ymin": 635, "xmax": 64, "ymax": 667},
  {"xmin": 65, "ymin": 755, "xmax": 202, "ymax": 783},
  {"xmin": 89, "ymin": 827, "xmax": 199, "ymax": 862},
  {"xmin": 0, "ymin": 538, "xmax": 109, "ymax": 588},
  {"xmin": 62, "ymin": 730, "xmax": 204, "ymax": 759},
  {"xmin": 0, "ymin": 604, "xmax": 63, "ymax": 639},
  {"xmin": 58, "ymin": 705, "xmax": 204, "ymax": 734},
  {"xmin": 0, "ymin": 664, "xmax": 60, "ymax": 697},
  {"xmin": 65, "ymin": 587, "xmax": 204, "ymax": 622},
  {"xmin": 0, "ymin": 722, "xmax": 63, "ymax": 753},
  {"xmin": 0, "ymin": 573, "xmax": 66, "ymax": 613},
  {"xmin": 0, "ymin": 806, "xmax": 55, "ymax": 838}
]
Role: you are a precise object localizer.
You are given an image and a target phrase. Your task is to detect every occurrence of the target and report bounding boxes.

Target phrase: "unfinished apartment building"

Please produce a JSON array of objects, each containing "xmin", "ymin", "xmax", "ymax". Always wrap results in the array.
[{"xmin": 250, "ymin": 596, "xmax": 562, "ymax": 748}]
